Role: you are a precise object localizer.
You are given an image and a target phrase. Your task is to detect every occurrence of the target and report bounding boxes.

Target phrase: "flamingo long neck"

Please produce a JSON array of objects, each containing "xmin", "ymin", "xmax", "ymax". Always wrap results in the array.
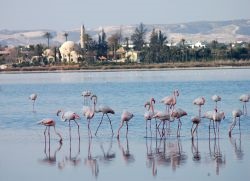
[{"xmin": 150, "ymin": 100, "xmax": 155, "ymax": 114}]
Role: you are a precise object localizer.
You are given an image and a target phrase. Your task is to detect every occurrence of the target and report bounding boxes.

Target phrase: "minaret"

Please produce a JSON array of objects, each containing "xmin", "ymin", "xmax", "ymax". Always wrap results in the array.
[{"xmin": 80, "ymin": 25, "xmax": 85, "ymax": 49}]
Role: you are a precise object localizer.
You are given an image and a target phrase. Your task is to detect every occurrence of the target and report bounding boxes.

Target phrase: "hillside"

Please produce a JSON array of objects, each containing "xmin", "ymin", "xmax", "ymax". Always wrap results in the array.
[{"xmin": 1, "ymin": 19, "xmax": 250, "ymax": 46}]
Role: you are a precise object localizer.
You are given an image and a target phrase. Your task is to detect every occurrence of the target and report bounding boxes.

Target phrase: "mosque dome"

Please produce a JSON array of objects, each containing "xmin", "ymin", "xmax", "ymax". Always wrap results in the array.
[
  {"xmin": 43, "ymin": 48, "xmax": 54, "ymax": 57},
  {"xmin": 59, "ymin": 41, "xmax": 80, "ymax": 55}
]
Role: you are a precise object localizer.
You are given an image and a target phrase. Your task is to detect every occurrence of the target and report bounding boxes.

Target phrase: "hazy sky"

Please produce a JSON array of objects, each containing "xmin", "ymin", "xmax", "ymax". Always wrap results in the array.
[{"xmin": 1, "ymin": 0, "xmax": 250, "ymax": 30}]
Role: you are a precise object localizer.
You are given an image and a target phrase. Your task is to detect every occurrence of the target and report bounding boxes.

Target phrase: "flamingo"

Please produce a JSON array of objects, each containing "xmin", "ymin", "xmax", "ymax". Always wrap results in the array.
[
  {"xmin": 37, "ymin": 118, "xmax": 62, "ymax": 143},
  {"xmin": 117, "ymin": 110, "xmax": 134, "ymax": 139},
  {"xmin": 229, "ymin": 109, "xmax": 243, "ymax": 137},
  {"xmin": 211, "ymin": 95, "xmax": 221, "ymax": 109},
  {"xmin": 202, "ymin": 111, "xmax": 216, "ymax": 136},
  {"xmin": 193, "ymin": 97, "xmax": 205, "ymax": 117},
  {"xmin": 83, "ymin": 95, "xmax": 96, "ymax": 137},
  {"xmin": 191, "ymin": 116, "xmax": 201, "ymax": 139},
  {"xmin": 239, "ymin": 94, "xmax": 250, "ymax": 115},
  {"xmin": 212, "ymin": 109, "xmax": 225, "ymax": 137},
  {"xmin": 29, "ymin": 93, "xmax": 37, "ymax": 112},
  {"xmin": 144, "ymin": 98, "xmax": 155, "ymax": 137},
  {"xmin": 82, "ymin": 90, "xmax": 92, "ymax": 105},
  {"xmin": 171, "ymin": 108, "xmax": 187, "ymax": 137},
  {"xmin": 92, "ymin": 95, "xmax": 115, "ymax": 136},
  {"xmin": 160, "ymin": 89, "xmax": 179, "ymax": 113},
  {"xmin": 57, "ymin": 109, "xmax": 81, "ymax": 139},
  {"xmin": 153, "ymin": 110, "xmax": 171, "ymax": 137}
]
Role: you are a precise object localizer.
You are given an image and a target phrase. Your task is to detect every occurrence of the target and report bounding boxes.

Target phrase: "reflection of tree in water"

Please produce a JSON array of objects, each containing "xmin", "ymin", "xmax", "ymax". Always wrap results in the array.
[
  {"xmin": 229, "ymin": 133, "xmax": 244, "ymax": 160},
  {"xmin": 117, "ymin": 137, "xmax": 135, "ymax": 164},
  {"xmin": 145, "ymin": 138, "xmax": 157, "ymax": 176},
  {"xmin": 98, "ymin": 136, "xmax": 116, "ymax": 165},
  {"xmin": 191, "ymin": 138, "xmax": 201, "ymax": 162},
  {"xmin": 155, "ymin": 138, "xmax": 187, "ymax": 172},
  {"xmin": 208, "ymin": 137, "xmax": 226, "ymax": 175},
  {"xmin": 84, "ymin": 137, "xmax": 99, "ymax": 178},
  {"xmin": 38, "ymin": 132, "xmax": 62, "ymax": 166}
]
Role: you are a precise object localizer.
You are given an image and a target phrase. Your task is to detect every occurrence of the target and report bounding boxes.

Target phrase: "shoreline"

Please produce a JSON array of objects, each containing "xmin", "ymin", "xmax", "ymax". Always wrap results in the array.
[{"xmin": 1, "ymin": 61, "xmax": 250, "ymax": 73}]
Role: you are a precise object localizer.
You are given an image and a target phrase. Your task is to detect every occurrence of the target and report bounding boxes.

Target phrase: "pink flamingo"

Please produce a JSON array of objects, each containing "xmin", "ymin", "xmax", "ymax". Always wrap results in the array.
[
  {"xmin": 193, "ymin": 97, "xmax": 205, "ymax": 117},
  {"xmin": 160, "ymin": 90, "xmax": 179, "ymax": 113},
  {"xmin": 239, "ymin": 94, "xmax": 250, "ymax": 115},
  {"xmin": 117, "ymin": 110, "xmax": 134, "ymax": 139},
  {"xmin": 37, "ymin": 118, "xmax": 62, "ymax": 143},
  {"xmin": 144, "ymin": 98, "xmax": 155, "ymax": 137},
  {"xmin": 57, "ymin": 109, "xmax": 81, "ymax": 139},
  {"xmin": 29, "ymin": 93, "xmax": 37, "ymax": 111},
  {"xmin": 153, "ymin": 110, "xmax": 171, "ymax": 137},
  {"xmin": 212, "ymin": 109, "xmax": 225, "ymax": 137},
  {"xmin": 83, "ymin": 95, "xmax": 96, "ymax": 137},
  {"xmin": 171, "ymin": 108, "xmax": 187, "ymax": 137},
  {"xmin": 191, "ymin": 116, "xmax": 201, "ymax": 139},
  {"xmin": 93, "ymin": 95, "xmax": 115, "ymax": 136},
  {"xmin": 211, "ymin": 95, "xmax": 221, "ymax": 109},
  {"xmin": 229, "ymin": 109, "xmax": 243, "ymax": 137}
]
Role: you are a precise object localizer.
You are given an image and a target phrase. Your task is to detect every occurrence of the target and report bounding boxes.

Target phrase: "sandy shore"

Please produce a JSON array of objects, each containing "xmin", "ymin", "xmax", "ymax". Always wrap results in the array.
[{"xmin": 1, "ymin": 60, "xmax": 250, "ymax": 73}]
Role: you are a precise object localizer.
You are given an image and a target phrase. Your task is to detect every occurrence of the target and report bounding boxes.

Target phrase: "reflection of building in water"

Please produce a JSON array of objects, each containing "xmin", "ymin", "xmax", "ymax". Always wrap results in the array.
[
  {"xmin": 118, "ymin": 137, "xmax": 135, "ymax": 164},
  {"xmin": 229, "ymin": 133, "xmax": 244, "ymax": 160},
  {"xmin": 84, "ymin": 137, "xmax": 99, "ymax": 178},
  {"xmin": 208, "ymin": 137, "xmax": 226, "ymax": 175}
]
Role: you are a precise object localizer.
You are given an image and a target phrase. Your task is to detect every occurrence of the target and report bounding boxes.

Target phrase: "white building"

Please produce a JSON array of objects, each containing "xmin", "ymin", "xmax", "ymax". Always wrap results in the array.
[{"xmin": 59, "ymin": 41, "xmax": 81, "ymax": 63}]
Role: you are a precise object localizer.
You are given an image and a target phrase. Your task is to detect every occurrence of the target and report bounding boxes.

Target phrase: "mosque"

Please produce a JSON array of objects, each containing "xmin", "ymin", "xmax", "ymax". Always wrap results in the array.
[{"xmin": 59, "ymin": 25, "xmax": 85, "ymax": 63}]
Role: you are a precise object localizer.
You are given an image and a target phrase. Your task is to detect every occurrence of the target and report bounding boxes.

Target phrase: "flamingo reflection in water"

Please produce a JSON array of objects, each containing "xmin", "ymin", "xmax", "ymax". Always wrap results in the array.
[
  {"xmin": 38, "ymin": 129, "xmax": 62, "ymax": 166},
  {"xmin": 155, "ymin": 138, "xmax": 187, "ymax": 172},
  {"xmin": 117, "ymin": 137, "xmax": 135, "ymax": 165},
  {"xmin": 229, "ymin": 129, "xmax": 244, "ymax": 161},
  {"xmin": 191, "ymin": 137, "xmax": 201, "ymax": 162},
  {"xmin": 208, "ymin": 137, "xmax": 226, "ymax": 175},
  {"xmin": 58, "ymin": 128, "xmax": 81, "ymax": 169},
  {"xmin": 84, "ymin": 137, "xmax": 99, "ymax": 178},
  {"xmin": 145, "ymin": 138, "xmax": 157, "ymax": 176},
  {"xmin": 98, "ymin": 136, "xmax": 116, "ymax": 164}
]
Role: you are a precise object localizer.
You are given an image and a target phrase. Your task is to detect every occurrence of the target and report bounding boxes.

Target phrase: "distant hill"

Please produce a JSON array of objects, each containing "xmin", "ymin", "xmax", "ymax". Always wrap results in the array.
[{"xmin": 1, "ymin": 19, "xmax": 250, "ymax": 46}]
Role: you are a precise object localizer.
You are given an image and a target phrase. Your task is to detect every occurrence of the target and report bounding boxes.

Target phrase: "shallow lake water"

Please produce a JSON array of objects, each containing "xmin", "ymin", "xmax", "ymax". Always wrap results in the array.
[{"xmin": 0, "ymin": 68, "xmax": 250, "ymax": 181}]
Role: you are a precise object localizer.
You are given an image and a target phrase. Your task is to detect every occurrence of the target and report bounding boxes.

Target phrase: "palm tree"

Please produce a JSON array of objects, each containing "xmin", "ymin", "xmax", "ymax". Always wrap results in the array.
[
  {"xmin": 63, "ymin": 32, "xmax": 69, "ymax": 41},
  {"xmin": 44, "ymin": 32, "xmax": 53, "ymax": 48}
]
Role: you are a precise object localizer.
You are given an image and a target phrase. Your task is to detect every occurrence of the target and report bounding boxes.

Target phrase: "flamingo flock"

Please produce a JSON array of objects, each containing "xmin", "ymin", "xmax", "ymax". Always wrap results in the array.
[{"xmin": 32, "ymin": 90, "xmax": 249, "ymax": 143}]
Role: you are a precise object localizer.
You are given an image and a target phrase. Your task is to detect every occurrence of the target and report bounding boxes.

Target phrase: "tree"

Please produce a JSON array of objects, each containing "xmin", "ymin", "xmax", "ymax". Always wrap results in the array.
[
  {"xmin": 131, "ymin": 23, "xmax": 147, "ymax": 51},
  {"xmin": 63, "ymin": 32, "xmax": 69, "ymax": 41},
  {"xmin": 43, "ymin": 32, "xmax": 53, "ymax": 48},
  {"xmin": 108, "ymin": 33, "xmax": 120, "ymax": 60},
  {"xmin": 97, "ymin": 29, "xmax": 108, "ymax": 58},
  {"xmin": 124, "ymin": 37, "xmax": 129, "ymax": 51}
]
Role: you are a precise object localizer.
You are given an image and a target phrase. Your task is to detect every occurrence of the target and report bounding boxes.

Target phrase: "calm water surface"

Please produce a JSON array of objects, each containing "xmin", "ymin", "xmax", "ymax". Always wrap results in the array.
[{"xmin": 0, "ymin": 68, "xmax": 250, "ymax": 181}]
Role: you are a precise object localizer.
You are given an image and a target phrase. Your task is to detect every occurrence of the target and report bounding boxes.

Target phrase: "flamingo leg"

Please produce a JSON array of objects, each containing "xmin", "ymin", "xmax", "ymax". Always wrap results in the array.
[
  {"xmin": 245, "ymin": 102, "xmax": 247, "ymax": 115},
  {"xmin": 149, "ymin": 119, "xmax": 152, "ymax": 137},
  {"xmin": 126, "ymin": 122, "xmax": 129, "ymax": 138},
  {"xmin": 106, "ymin": 114, "xmax": 114, "ymax": 135},
  {"xmin": 88, "ymin": 119, "xmax": 92, "ymax": 138},
  {"xmin": 73, "ymin": 120, "xmax": 80, "ymax": 141},
  {"xmin": 53, "ymin": 125, "xmax": 63, "ymax": 143},
  {"xmin": 191, "ymin": 123, "xmax": 194, "ymax": 138},
  {"xmin": 145, "ymin": 120, "xmax": 148, "ymax": 138},
  {"xmin": 238, "ymin": 117, "xmax": 241, "ymax": 131},
  {"xmin": 95, "ymin": 114, "xmax": 104, "ymax": 136},
  {"xmin": 117, "ymin": 121, "xmax": 124, "ymax": 139}
]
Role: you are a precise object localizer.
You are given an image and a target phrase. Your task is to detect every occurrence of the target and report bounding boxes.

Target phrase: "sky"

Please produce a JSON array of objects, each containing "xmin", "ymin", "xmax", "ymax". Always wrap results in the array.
[{"xmin": 1, "ymin": 0, "xmax": 250, "ymax": 30}]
